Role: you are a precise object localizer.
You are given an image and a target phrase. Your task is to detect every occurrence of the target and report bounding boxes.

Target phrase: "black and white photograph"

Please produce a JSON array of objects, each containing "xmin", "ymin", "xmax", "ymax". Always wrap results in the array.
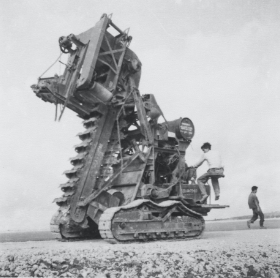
[{"xmin": 0, "ymin": 0, "xmax": 280, "ymax": 277}]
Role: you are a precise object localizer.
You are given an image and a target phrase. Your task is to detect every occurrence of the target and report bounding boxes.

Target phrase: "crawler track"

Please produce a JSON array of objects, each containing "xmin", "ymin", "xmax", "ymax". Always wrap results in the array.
[{"xmin": 99, "ymin": 200, "xmax": 205, "ymax": 243}]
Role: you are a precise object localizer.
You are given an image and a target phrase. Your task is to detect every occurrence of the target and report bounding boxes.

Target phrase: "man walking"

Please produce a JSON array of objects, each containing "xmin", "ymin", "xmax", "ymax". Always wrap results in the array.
[
  {"xmin": 190, "ymin": 142, "xmax": 224, "ymax": 203},
  {"xmin": 247, "ymin": 186, "xmax": 266, "ymax": 229}
]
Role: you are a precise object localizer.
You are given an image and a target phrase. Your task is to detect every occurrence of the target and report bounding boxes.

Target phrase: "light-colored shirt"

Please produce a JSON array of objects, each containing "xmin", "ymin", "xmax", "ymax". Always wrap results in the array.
[
  {"xmin": 191, "ymin": 150, "xmax": 224, "ymax": 169},
  {"xmin": 248, "ymin": 192, "xmax": 259, "ymax": 209}
]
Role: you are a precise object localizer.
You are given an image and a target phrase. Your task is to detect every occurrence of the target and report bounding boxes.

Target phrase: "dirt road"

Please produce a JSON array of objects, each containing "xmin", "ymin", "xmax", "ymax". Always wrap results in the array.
[{"xmin": 0, "ymin": 229, "xmax": 279, "ymax": 277}]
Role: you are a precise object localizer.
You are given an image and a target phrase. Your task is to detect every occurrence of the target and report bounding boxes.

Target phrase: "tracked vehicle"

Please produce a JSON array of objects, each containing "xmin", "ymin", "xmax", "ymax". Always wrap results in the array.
[{"xmin": 31, "ymin": 14, "xmax": 228, "ymax": 243}]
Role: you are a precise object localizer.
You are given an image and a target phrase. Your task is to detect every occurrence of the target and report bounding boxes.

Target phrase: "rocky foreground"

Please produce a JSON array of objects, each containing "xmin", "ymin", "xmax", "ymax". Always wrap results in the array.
[{"xmin": 0, "ymin": 229, "xmax": 279, "ymax": 278}]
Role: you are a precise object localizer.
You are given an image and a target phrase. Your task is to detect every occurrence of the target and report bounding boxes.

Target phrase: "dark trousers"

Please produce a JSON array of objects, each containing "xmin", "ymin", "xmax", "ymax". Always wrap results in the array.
[{"xmin": 250, "ymin": 208, "xmax": 265, "ymax": 227}]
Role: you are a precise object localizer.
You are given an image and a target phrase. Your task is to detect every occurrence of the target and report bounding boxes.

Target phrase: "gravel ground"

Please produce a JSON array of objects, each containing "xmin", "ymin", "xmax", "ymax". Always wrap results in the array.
[{"xmin": 0, "ymin": 229, "xmax": 279, "ymax": 278}]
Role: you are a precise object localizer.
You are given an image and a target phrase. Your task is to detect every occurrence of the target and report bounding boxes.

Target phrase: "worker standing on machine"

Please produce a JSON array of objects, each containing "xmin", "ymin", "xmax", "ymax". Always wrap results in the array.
[{"xmin": 190, "ymin": 142, "xmax": 224, "ymax": 203}]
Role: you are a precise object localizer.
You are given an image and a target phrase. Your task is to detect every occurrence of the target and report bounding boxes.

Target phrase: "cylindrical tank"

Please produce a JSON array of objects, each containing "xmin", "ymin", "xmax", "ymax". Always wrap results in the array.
[
  {"xmin": 176, "ymin": 117, "xmax": 195, "ymax": 140},
  {"xmin": 166, "ymin": 117, "xmax": 195, "ymax": 140},
  {"xmin": 89, "ymin": 82, "xmax": 113, "ymax": 103}
]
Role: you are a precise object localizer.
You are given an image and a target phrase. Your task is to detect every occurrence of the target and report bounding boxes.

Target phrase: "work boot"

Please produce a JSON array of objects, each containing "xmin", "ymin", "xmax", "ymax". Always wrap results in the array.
[
  {"xmin": 215, "ymin": 195, "xmax": 220, "ymax": 201},
  {"xmin": 260, "ymin": 226, "xmax": 267, "ymax": 229},
  {"xmin": 247, "ymin": 220, "xmax": 251, "ymax": 228}
]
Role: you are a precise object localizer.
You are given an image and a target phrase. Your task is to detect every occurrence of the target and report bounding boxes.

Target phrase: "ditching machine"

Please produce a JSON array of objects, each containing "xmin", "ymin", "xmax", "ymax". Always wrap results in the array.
[{"xmin": 31, "ymin": 14, "xmax": 228, "ymax": 243}]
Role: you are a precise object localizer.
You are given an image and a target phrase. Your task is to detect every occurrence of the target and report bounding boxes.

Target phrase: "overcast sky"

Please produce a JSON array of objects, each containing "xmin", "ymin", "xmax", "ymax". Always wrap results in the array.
[{"xmin": 1, "ymin": 0, "xmax": 280, "ymax": 231}]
